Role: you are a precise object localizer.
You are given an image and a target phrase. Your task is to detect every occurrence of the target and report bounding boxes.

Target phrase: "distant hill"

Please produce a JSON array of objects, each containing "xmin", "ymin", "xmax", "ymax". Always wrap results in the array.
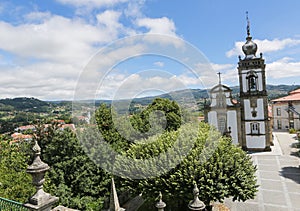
[
  {"xmin": 0, "ymin": 97, "xmax": 53, "ymax": 112},
  {"xmin": 129, "ymin": 84, "xmax": 300, "ymax": 105},
  {"xmin": 0, "ymin": 84, "xmax": 298, "ymax": 112}
]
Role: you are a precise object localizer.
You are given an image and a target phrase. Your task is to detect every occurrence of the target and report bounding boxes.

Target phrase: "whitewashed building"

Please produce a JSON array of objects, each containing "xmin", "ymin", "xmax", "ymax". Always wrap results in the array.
[
  {"xmin": 272, "ymin": 89, "xmax": 300, "ymax": 130},
  {"xmin": 205, "ymin": 77, "xmax": 241, "ymax": 145}
]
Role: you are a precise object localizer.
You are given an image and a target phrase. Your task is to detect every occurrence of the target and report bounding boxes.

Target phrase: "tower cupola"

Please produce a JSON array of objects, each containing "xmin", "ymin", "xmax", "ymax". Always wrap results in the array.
[{"xmin": 242, "ymin": 12, "xmax": 257, "ymax": 60}]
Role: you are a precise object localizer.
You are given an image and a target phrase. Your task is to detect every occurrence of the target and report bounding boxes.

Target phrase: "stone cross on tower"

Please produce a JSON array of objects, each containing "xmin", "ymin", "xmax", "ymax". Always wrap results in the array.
[{"xmin": 217, "ymin": 72, "xmax": 222, "ymax": 84}]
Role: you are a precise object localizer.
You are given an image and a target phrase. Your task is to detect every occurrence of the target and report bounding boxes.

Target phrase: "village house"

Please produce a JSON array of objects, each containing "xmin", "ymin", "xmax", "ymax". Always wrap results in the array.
[{"xmin": 271, "ymin": 88, "xmax": 300, "ymax": 131}]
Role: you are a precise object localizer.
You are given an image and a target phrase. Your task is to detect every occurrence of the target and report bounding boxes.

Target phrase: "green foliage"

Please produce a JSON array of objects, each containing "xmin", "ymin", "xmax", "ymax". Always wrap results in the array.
[
  {"xmin": 289, "ymin": 128, "xmax": 297, "ymax": 134},
  {"xmin": 121, "ymin": 122, "xmax": 258, "ymax": 210},
  {"xmin": 0, "ymin": 137, "xmax": 34, "ymax": 203},
  {"xmin": 95, "ymin": 104, "xmax": 130, "ymax": 152},
  {"xmin": 36, "ymin": 125, "xmax": 111, "ymax": 210},
  {"xmin": 131, "ymin": 98, "xmax": 182, "ymax": 134},
  {"xmin": 0, "ymin": 97, "xmax": 52, "ymax": 112}
]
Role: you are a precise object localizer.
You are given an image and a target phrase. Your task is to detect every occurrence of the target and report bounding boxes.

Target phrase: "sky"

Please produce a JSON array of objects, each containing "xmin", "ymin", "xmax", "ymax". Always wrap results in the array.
[{"xmin": 1, "ymin": 0, "xmax": 300, "ymax": 100}]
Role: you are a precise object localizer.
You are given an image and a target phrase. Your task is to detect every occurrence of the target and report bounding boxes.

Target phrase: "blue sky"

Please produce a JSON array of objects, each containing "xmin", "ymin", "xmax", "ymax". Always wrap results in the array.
[{"xmin": 0, "ymin": 0, "xmax": 300, "ymax": 100}]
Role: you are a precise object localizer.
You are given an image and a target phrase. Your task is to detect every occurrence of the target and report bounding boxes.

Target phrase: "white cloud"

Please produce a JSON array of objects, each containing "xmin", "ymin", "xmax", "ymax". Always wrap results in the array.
[
  {"xmin": 55, "ymin": 0, "xmax": 129, "ymax": 8},
  {"xmin": 0, "ymin": 2, "xmax": 185, "ymax": 100},
  {"xmin": 154, "ymin": 61, "xmax": 164, "ymax": 67},
  {"xmin": 136, "ymin": 17, "xmax": 176, "ymax": 36},
  {"xmin": 226, "ymin": 38, "xmax": 300, "ymax": 58},
  {"xmin": 0, "ymin": 10, "xmax": 136, "ymax": 65},
  {"xmin": 124, "ymin": 0, "xmax": 145, "ymax": 18},
  {"xmin": 24, "ymin": 11, "xmax": 52, "ymax": 22},
  {"xmin": 267, "ymin": 57, "xmax": 300, "ymax": 79},
  {"xmin": 0, "ymin": 62, "xmax": 79, "ymax": 100}
]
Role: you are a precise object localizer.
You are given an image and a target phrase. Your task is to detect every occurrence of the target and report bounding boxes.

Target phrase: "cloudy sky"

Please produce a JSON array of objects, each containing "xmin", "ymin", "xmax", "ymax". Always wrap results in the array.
[{"xmin": 1, "ymin": 0, "xmax": 300, "ymax": 100}]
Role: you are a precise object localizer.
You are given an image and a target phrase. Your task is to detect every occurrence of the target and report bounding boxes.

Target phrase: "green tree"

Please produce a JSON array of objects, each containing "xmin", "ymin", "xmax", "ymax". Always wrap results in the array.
[
  {"xmin": 36, "ymin": 125, "xmax": 111, "ymax": 211},
  {"xmin": 120, "ymin": 122, "xmax": 258, "ymax": 210},
  {"xmin": 0, "ymin": 136, "xmax": 34, "ymax": 203},
  {"xmin": 131, "ymin": 98, "xmax": 182, "ymax": 134},
  {"xmin": 95, "ymin": 104, "xmax": 130, "ymax": 152}
]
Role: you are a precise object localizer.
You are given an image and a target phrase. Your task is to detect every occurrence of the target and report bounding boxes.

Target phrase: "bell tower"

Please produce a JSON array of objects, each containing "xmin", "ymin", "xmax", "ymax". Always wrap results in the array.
[{"xmin": 238, "ymin": 13, "xmax": 271, "ymax": 151}]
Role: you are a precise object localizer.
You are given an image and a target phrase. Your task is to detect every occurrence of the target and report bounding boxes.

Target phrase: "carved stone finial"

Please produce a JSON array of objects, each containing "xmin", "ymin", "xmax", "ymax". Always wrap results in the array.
[
  {"xmin": 188, "ymin": 183, "xmax": 206, "ymax": 211},
  {"xmin": 109, "ymin": 178, "xmax": 125, "ymax": 211},
  {"xmin": 24, "ymin": 140, "xmax": 58, "ymax": 211},
  {"xmin": 155, "ymin": 192, "xmax": 166, "ymax": 211}
]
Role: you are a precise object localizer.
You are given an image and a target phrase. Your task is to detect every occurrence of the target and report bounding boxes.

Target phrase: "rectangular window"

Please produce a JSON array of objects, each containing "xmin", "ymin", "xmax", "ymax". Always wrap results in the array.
[
  {"xmin": 277, "ymin": 120, "xmax": 282, "ymax": 129},
  {"xmin": 250, "ymin": 122, "xmax": 259, "ymax": 134},
  {"xmin": 276, "ymin": 108, "xmax": 281, "ymax": 116},
  {"xmin": 218, "ymin": 117, "xmax": 226, "ymax": 134}
]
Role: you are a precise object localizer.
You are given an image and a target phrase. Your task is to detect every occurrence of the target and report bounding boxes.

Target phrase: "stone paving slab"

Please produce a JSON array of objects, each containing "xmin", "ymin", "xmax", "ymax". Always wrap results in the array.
[
  {"xmin": 259, "ymin": 170, "xmax": 283, "ymax": 181},
  {"xmin": 260, "ymin": 179, "xmax": 284, "ymax": 191},
  {"xmin": 289, "ymin": 193, "xmax": 300, "ymax": 207},
  {"xmin": 285, "ymin": 182, "xmax": 300, "ymax": 193},
  {"xmin": 224, "ymin": 132, "xmax": 300, "ymax": 211},
  {"xmin": 264, "ymin": 205, "xmax": 290, "ymax": 211},
  {"xmin": 258, "ymin": 164, "xmax": 280, "ymax": 171},
  {"xmin": 262, "ymin": 190, "xmax": 287, "ymax": 206}
]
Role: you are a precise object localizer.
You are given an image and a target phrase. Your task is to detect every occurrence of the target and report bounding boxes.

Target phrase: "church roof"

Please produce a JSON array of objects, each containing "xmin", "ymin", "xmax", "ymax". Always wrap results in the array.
[{"xmin": 210, "ymin": 84, "xmax": 232, "ymax": 93}]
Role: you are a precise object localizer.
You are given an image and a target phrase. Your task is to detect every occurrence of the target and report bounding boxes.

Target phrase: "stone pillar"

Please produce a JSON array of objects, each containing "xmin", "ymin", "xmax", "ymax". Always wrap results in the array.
[
  {"xmin": 155, "ymin": 192, "xmax": 166, "ymax": 211},
  {"xmin": 188, "ymin": 183, "xmax": 205, "ymax": 211},
  {"xmin": 23, "ymin": 141, "xmax": 58, "ymax": 211}
]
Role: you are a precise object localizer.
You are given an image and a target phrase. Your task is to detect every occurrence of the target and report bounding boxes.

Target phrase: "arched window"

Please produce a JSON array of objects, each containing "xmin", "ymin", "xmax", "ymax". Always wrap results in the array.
[{"xmin": 246, "ymin": 71, "xmax": 258, "ymax": 92}]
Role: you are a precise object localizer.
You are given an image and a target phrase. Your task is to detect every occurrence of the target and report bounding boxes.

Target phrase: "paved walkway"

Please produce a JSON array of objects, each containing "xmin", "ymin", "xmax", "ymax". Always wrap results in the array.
[{"xmin": 225, "ymin": 132, "xmax": 300, "ymax": 211}]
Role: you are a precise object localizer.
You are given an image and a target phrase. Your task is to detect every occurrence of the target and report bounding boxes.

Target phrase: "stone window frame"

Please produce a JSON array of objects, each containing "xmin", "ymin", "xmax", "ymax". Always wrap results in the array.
[
  {"xmin": 246, "ymin": 71, "xmax": 258, "ymax": 92},
  {"xmin": 250, "ymin": 122, "xmax": 260, "ymax": 134},
  {"xmin": 276, "ymin": 107, "xmax": 281, "ymax": 116},
  {"xmin": 277, "ymin": 119, "xmax": 282, "ymax": 129}
]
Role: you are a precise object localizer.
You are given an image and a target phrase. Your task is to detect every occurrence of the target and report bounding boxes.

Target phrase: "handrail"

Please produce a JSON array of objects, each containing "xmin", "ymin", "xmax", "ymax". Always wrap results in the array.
[{"xmin": 0, "ymin": 197, "xmax": 29, "ymax": 210}]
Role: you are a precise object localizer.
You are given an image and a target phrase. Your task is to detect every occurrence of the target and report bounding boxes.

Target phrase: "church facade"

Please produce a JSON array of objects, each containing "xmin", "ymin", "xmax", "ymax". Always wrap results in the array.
[{"xmin": 205, "ymin": 19, "xmax": 272, "ymax": 151}]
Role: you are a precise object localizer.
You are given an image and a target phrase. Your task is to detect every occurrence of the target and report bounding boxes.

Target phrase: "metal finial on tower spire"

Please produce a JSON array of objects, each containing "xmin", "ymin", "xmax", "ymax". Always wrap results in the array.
[{"xmin": 246, "ymin": 11, "xmax": 250, "ymax": 37}]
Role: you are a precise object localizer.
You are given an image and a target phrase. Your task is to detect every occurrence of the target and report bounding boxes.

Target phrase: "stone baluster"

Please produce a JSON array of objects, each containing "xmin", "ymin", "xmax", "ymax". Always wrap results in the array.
[
  {"xmin": 155, "ymin": 192, "xmax": 166, "ymax": 211},
  {"xmin": 24, "ymin": 140, "xmax": 58, "ymax": 211},
  {"xmin": 188, "ymin": 183, "xmax": 206, "ymax": 211}
]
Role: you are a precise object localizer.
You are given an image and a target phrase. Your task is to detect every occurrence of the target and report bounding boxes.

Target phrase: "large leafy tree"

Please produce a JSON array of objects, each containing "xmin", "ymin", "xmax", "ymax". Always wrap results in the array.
[
  {"xmin": 120, "ymin": 122, "xmax": 258, "ymax": 210},
  {"xmin": 36, "ymin": 125, "xmax": 111, "ymax": 211}
]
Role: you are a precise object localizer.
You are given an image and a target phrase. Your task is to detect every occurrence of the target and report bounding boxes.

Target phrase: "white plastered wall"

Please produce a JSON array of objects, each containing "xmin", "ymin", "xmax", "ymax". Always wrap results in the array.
[
  {"xmin": 227, "ymin": 110, "xmax": 238, "ymax": 145},
  {"xmin": 246, "ymin": 135, "xmax": 266, "ymax": 148},
  {"xmin": 243, "ymin": 99, "xmax": 264, "ymax": 120}
]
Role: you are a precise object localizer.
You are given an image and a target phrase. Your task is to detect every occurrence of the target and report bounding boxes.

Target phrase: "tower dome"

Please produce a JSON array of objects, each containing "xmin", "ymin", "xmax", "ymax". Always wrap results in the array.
[{"xmin": 242, "ymin": 36, "xmax": 257, "ymax": 59}]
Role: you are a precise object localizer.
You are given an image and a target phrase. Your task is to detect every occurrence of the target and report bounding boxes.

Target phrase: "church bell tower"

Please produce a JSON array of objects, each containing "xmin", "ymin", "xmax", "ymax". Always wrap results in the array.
[{"xmin": 238, "ymin": 13, "xmax": 271, "ymax": 151}]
